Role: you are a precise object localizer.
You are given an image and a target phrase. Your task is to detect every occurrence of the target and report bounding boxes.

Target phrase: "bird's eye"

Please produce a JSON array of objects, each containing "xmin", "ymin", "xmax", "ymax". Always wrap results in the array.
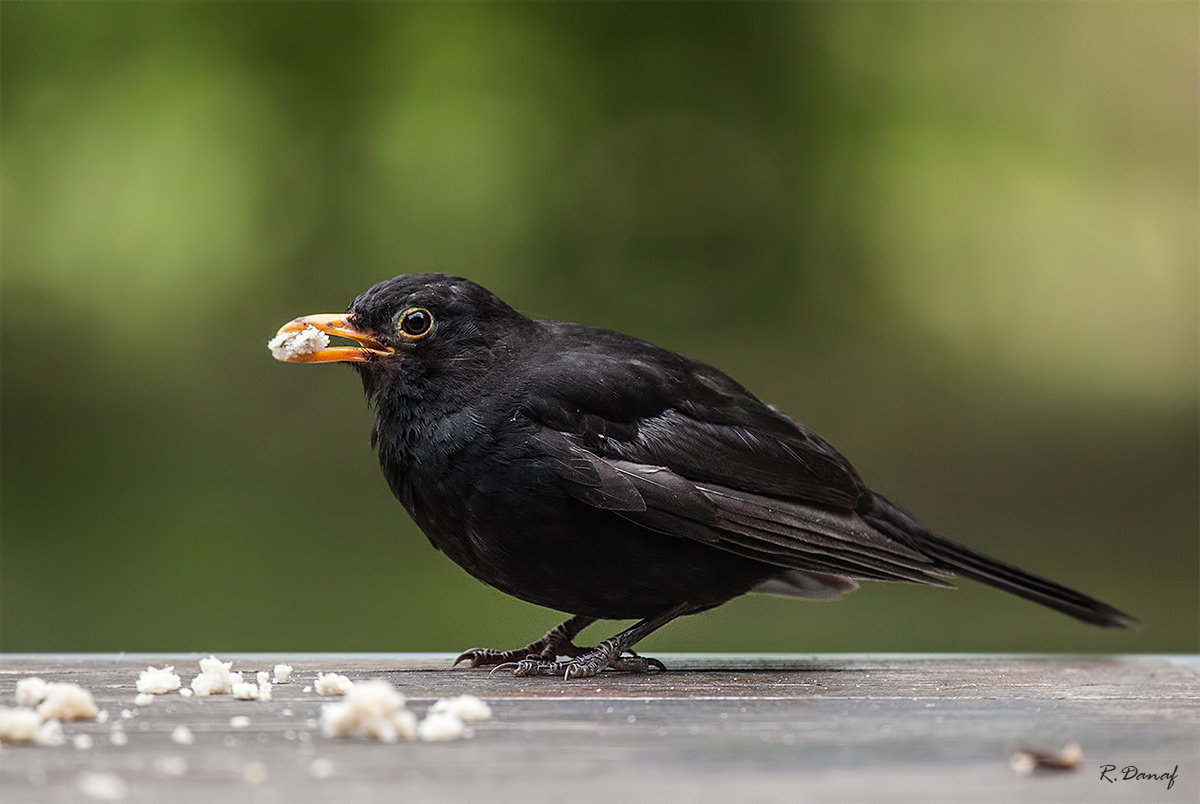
[{"xmin": 397, "ymin": 307, "xmax": 434, "ymax": 339}]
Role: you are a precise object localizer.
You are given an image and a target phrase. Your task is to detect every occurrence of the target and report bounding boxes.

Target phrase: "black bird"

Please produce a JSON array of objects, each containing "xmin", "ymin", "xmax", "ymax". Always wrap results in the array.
[{"xmin": 271, "ymin": 274, "xmax": 1134, "ymax": 678}]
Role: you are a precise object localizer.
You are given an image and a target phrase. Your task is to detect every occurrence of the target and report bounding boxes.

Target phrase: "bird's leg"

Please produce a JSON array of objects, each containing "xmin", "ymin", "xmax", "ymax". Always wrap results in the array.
[
  {"xmin": 495, "ymin": 603, "xmax": 695, "ymax": 679},
  {"xmin": 452, "ymin": 615, "xmax": 597, "ymax": 668}
]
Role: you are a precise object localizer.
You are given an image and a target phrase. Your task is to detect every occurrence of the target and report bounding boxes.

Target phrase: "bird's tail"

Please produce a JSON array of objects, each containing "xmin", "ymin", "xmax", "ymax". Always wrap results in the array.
[{"xmin": 862, "ymin": 493, "xmax": 1137, "ymax": 629}]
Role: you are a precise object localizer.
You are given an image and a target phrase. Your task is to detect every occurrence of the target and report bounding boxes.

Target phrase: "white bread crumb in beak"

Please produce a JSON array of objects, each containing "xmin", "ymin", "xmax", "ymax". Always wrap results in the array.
[{"xmin": 268, "ymin": 325, "xmax": 330, "ymax": 360}]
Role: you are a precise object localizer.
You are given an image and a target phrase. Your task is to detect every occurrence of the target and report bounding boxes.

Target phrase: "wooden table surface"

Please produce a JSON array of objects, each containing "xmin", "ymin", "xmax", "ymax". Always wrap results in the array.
[{"xmin": 1, "ymin": 653, "xmax": 1196, "ymax": 803}]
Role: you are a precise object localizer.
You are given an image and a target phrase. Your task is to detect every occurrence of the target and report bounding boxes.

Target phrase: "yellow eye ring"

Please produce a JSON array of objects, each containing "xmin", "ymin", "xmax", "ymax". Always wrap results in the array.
[{"xmin": 397, "ymin": 307, "xmax": 434, "ymax": 340}]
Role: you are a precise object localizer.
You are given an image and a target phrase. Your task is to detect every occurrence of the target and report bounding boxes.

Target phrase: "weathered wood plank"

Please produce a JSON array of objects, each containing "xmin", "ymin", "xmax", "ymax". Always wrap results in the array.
[{"xmin": 1, "ymin": 654, "xmax": 1196, "ymax": 803}]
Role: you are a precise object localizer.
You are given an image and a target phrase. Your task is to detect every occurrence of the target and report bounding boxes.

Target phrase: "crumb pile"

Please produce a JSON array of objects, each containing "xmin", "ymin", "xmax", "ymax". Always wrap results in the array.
[
  {"xmin": 2, "ymin": 679, "xmax": 97, "ymax": 746},
  {"xmin": 0, "ymin": 706, "xmax": 63, "ymax": 746},
  {"xmin": 268, "ymin": 325, "xmax": 329, "ymax": 361},
  {"xmin": 4, "ymin": 657, "xmax": 494, "ymax": 759},
  {"xmin": 319, "ymin": 682, "xmax": 493, "ymax": 744},
  {"xmin": 188, "ymin": 656, "xmax": 272, "ymax": 701}
]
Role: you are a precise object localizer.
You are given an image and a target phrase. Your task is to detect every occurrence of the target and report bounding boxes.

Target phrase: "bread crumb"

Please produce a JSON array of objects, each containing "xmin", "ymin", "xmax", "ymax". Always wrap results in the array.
[
  {"xmin": 229, "ymin": 715, "xmax": 252, "ymax": 729},
  {"xmin": 109, "ymin": 726, "xmax": 128, "ymax": 747},
  {"xmin": 77, "ymin": 771, "xmax": 129, "ymax": 801},
  {"xmin": 16, "ymin": 677, "xmax": 47, "ymax": 708},
  {"xmin": 171, "ymin": 725, "xmax": 195, "ymax": 745},
  {"xmin": 96, "ymin": 710, "xmax": 110, "ymax": 724},
  {"xmin": 417, "ymin": 711, "xmax": 467, "ymax": 742},
  {"xmin": 231, "ymin": 682, "xmax": 259, "ymax": 700},
  {"xmin": 303, "ymin": 686, "xmax": 312, "ymax": 693},
  {"xmin": 133, "ymin": 693, "xmax": 155, "ymax": 707},
  {"xmin": 179, "ymin": 688, "xmax": 194, "ymax": 698},
  {"xmin": 309, "ymin": 758, "xmax": 335, "ymax": 779},
  {"xmin": 256, "ymin": 671, "xmax": 270, "ymax": 686},
  {"xmin": 242, "ymin": 761, "xmax": 269, "ymax": 786},
  {"xmin": 273, "ymin": 665, "xmax": 293, "ymax": 684},
  {"xmin": 136, "ymin": 666, "xmax": 181, "ymax": 695},
  {"xmin": 73, "ymin": 733, "xmax": 94, "ymax": 750},
  {"xmin": 268, "ymin": 325, "xmax": 329, "ymax": 361},
  {"xmin": 37, "ymin": 683, "xmax": 98, "ymax": 721},
  {"xmin": 120, "ymin": 709, "xmax": 134, "ymax": 720},
  {"xmin": 314, "ymin": 672, "xmax": 354, "ymax": 696},
  {"xmin": 190, "ymin": 656, "xmax": 243, "ymax": 696},
  {"xmin": 430, "ymin": 694, "xmax": 492, "ymax": 723},
  {"xmin": 155, "ymin": 756, "xmax": 188, "ymax": 777},
  {"xmin": 320, "ymin": 679, "xmax": 416, "ymax": 742},
  {"xmin": 0, "ymin": 706, "xmax": 44, "ymax": 742},
  {"xmin": 257, "ymin": 681, "xmax": 272, "ymax": 702},
  {"xmin": 37, "ymin": 718, "xmax": 66, "ymax": 746}
]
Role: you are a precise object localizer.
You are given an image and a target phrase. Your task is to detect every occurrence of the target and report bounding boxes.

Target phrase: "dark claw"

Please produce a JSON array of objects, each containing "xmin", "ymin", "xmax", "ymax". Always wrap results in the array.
[{"xmin": 452, "ymin": 649, "xmax": 486, "ymax": 668}]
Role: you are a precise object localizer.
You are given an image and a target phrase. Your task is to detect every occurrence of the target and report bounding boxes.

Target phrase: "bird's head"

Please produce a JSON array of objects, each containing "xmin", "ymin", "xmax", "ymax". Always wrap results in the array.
[{"xmin": 270, "ymin": 273, "xmax": 533, "ymax": 402}]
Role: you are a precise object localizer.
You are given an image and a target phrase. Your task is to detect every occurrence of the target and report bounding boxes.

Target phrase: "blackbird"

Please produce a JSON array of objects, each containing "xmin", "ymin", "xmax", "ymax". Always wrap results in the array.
[{"xmin": 271, "ymin": 274, "xmax": 1134, "ymax": 678}]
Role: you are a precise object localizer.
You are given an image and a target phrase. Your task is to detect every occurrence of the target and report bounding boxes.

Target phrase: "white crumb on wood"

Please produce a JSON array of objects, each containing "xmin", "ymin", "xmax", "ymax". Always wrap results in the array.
[
  {"xmin": 273, "ymin": 664, "xmax": 294, "ymax": 684},
  {"xmin": 417, "ymin": 711, "xmax": 467, "ymax": 742},
  {"xmin": 190, "ymin": 656, "xmax": 243, "ymax": 696},
  {"xmin": 16, "ymin": 677, "xmax": 47, "ymax": 708},
  {"xmin": 36, "ymin": 683, "xmax": 98, "ymax": 721},
  {"xmin": 242, "ymin": 761, "xmax": 269, "ymax": 786},
  {"xmin": 231, "ymin": 682, "xmax": 259, "ymax": 700},
  {"xmin": 73, "ymin": 733, "xmax": 94, "ymax": 750},
  {"xmin": 37, "ymin": 718, "xmax": 66, "ymax": 746},
  {"xmin": 268, "ymin": 325, "xmax": 329, "ymax": 360},
  {"xmin": 76, "ymin": 771, "xmax": 129, "ymax": 801},
  {"xmin": 429, "ymin": 694, "xmax": 492, "ymax": 723},
  {"xmin": 229, "ymin": 715, "xmax": 252, "ymax": 729},
  {"xmin": 0, "ymin": 707, "xmax": 44, "ymax": 742},
  {"xmin": 314, "ymin": 673, "xmax": 354, "ymax": 696},
  {"xmin": 320, "ymin": 679, "xmax": 415, "ymax": 742},
  {"xmin": 170, "ymin": 724, "xmax": 195, "ymax": 745},
  {"xmin": 136, "ymin": 666, "xmax": 181, "ymax": 694},
  {"xmin": 155, "ymin": 756, "xmax": 188, "ymax": 777},
  {"xmin": 133, "ymin": 693, "xmax": 155, "ymax": 707}
]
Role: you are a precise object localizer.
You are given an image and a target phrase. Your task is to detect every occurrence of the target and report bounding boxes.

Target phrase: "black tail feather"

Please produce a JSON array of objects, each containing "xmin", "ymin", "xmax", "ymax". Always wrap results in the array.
[{"xmin": 864, "ymin": 494, "xmax": 1138, "ymax": 629}]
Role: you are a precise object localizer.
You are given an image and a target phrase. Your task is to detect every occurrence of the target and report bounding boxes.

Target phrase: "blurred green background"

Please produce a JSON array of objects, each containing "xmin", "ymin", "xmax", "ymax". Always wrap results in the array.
[{"xmin": 2, "ymin": 2, "xmax": 1196, "ymax": 656}]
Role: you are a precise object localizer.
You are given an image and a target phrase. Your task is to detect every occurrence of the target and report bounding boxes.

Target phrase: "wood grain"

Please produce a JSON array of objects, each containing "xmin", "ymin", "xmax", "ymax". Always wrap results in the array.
[{"xmin": 1, "ymin": 654, "xmax": 1196, "ymax": 803}]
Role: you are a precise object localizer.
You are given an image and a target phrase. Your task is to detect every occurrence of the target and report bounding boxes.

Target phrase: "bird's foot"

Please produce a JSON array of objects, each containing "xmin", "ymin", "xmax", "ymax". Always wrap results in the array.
[
  {"xmin": 452, "ymin": 616, "xmax": 594, "ymax": 669},
  {"xmin": 492, "ymin": 646, "xmax": 667, "ymax": 679},
  {"xmin": 453, "ymin": 643, "xmax": 581, "ymax": 668}
]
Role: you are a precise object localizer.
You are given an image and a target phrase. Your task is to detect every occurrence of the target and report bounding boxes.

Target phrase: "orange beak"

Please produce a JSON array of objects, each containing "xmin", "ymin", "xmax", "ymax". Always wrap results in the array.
[{"xmin": 269, "ymin": 313, "xmax": 394, "ymax": 363}]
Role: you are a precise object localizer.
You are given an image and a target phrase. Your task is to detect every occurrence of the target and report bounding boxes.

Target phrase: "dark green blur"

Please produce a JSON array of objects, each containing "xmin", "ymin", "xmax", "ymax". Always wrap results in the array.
[{"xmin": 2, "ymin": 2, "xmax": 1196, "ymax": 655}]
